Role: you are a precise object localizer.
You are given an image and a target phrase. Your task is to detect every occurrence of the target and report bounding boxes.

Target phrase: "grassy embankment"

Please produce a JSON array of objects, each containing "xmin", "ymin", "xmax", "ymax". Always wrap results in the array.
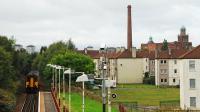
[
  {"xmin": 111, "ymin": 84, "xmax": 180, "ymax": 106},
  {"xmin": 61, "ymin": 84, "xmax": 180, "ymax": 111},
  {"xmin": 62, "ymin": 92, "xmax": 118, "ymax": 112}
]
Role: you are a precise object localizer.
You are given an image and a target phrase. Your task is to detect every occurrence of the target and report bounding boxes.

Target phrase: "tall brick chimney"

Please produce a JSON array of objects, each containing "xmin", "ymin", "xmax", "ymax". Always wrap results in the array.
[{"xmin": 127, "ymin": 5, "xmax": 132, "ymax": 51}]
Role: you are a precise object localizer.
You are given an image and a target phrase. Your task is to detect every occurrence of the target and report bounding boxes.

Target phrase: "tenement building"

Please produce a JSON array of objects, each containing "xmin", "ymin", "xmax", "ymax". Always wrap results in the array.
[{"xmin": 180, "ymin": 45, "xmax": 200, "ymax": 110}]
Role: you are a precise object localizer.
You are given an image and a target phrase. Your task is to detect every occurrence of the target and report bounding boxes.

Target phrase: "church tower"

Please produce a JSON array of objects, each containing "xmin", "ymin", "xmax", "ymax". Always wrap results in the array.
[{"xmin": 178, "ymin": 26, "xmax": 189, "ymax": 43}]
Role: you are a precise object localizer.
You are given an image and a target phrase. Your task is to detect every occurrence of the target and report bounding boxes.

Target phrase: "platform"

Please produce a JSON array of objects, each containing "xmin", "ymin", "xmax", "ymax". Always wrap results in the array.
[{"xmin": 39, "ymin": 92, "xmax": 57, "ymax": 112}]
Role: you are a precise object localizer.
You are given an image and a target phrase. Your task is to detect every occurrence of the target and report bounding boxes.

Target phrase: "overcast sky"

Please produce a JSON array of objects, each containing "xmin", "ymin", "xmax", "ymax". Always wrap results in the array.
[{"xmin": 1, "ymin": 0, "xmax": 200, "ymax": 50}]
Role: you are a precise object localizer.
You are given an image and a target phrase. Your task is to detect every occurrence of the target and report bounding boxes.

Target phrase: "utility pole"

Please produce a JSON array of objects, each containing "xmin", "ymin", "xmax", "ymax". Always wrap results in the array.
[
  {"xmin": 100, "ymin": 44, "xmax": 107, "ymax": 112},
  {"xmin": 107, "ymin": 73, "xmax": 111, "ymax": 112},
  {"xmin": 102, "ymin": 56, "xmax": 106, "ymax": 112}
]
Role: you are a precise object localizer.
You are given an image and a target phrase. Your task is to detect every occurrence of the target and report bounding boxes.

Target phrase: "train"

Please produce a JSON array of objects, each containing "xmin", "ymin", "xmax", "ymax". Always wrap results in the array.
[{"xmin": 25, "ymin": 71, "xmax": 39, "ymax": 94}]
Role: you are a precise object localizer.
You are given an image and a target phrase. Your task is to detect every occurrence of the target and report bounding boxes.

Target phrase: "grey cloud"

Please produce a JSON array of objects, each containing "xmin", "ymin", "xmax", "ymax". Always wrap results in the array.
[{"xmin": 0, "ymin": 0, "xmax": 200, "ymax": 49}]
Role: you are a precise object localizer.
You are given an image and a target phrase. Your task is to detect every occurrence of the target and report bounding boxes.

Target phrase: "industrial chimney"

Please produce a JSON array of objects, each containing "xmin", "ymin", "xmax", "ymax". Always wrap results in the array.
[{"xmin": 127, "ymin": 5, "xmax": 132, "ymax": 51}]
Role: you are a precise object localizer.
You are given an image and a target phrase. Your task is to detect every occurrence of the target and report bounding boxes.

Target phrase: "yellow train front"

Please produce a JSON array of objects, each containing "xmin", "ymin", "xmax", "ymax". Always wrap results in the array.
[{"xmin": 25, "ymin": 71, "xmax": 39, "ymax": 94}]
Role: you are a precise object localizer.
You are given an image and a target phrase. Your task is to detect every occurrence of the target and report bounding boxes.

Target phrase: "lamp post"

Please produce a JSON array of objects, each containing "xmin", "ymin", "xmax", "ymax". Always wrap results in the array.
[
  {"xmin": 55, "ymin": 65, "xmax": 58, "ymax": 97},
  {"xmin": 76, "ymin": 73, "xmax": 89, "ymax": 112},
  {"xmin": 49, "ymin": 64, "xmax": 58, "ymax": 97},
  {"xmin": 64, "ymin": 68, "xmax": 72, "ymax": 112},
  {"xmin": 56, "ymin": 65, "xmax": 62, "ymax": 106},
  {"xmin": 47, "ymin": 64, "xmax": 53, "ymax": 89}
]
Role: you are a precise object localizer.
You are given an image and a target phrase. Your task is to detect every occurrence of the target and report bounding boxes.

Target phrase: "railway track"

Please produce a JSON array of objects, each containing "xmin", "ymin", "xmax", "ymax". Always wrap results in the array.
[{"xmin": 21, "ymin": 94, "xmax": 38, "ymax": 112}]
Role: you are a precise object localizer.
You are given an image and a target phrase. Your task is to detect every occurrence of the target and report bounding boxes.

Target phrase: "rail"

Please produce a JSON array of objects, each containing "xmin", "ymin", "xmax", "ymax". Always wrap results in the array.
[{"xmin": 21, "ymin": 94, "xmax": 38, "ymax": 112}]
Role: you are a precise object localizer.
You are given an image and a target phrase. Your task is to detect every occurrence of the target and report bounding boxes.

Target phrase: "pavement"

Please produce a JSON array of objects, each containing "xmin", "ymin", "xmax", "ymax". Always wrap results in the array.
[{"xmin": 39, "ymin": 92, "xmax": 57, "ymax": 112}]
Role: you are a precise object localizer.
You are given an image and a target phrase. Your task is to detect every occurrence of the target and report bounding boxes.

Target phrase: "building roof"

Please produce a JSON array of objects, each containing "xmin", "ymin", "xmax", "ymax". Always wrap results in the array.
[
  {"xmin": 136, "ymin": 50, "xmax": 155, "ymax": 60},
  {"xmin": 179, "ymin": 45, "xmax": 200, "ymax": 59},
  {"xmin": 78, "ymin": 50, "xmax": 100, "ymax": 59},
  {"xmin": 78, "ymin": 49, "xmax": 134, "ymax": 59},
  {"xmin": 115, "ymin": 50, "xmax": 133, "ymax": 58},
  {"xmin": 156, "ymin": 49, "xmax": 188, "ymax": 59}
]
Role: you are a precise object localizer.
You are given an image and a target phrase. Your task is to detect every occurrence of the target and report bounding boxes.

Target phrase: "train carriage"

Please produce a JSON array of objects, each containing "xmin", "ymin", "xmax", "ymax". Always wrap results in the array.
[{"xmin": 25, "ymin": 71, "xmax": 39, "ymax": 94}]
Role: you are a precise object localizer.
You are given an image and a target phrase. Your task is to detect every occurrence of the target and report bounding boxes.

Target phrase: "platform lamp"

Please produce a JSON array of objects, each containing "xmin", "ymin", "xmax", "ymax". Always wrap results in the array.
[
  {"xmin": 63, "ymin": 68, "xmax": 71, "ymax": 112},
  {"xmin": 46, "ymin": 64, "xmax": 56, "ymax": 92},
  {"xmin": 76, "ymin": 73, "xmax": 89, "ymax": 112},
  {"xmin": 56, "ymin": 65, "xmax": 62, "ymax": 107}
]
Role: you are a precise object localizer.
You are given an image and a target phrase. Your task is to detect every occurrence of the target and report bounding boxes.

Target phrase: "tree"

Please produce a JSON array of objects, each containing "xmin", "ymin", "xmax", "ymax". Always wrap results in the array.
[
  {"xmin": 43, "ymin": 51, "xmax": 95, "ymax": 86},
  {"xmin": 32, "ymin": 40, "xmax": 77, "ymax": 73},
  {"xmin": 162, "ymin": 39, "xmax": 168, "ymax": 51},
  {"xmin": 66, "ymin": 38, "xmax": 76, "ymax": 50},
  {"xmin": 13, "ymin": 50, "xmax": 37, "ymax": 75},
  {"xmin": 39, "ymin": 46, "xmax": 47, "ymax": 54},
  {"xmin": 0, "ymin": 36, "xmax": 17, "ymax": 111},
  {"xmin": 50, "ymin": 51, "xmax": 94, "ymax": 73},
  {"xmin": 0, "ymin": 36, "xmax": 15, "ymax": 53},
  {"xmin": 0, "ymin": 47, "xmax": 16, "ymax": 89},
  {"xmin": 32, "ymin": 41, "xmax": 69, "ymax": 72}
]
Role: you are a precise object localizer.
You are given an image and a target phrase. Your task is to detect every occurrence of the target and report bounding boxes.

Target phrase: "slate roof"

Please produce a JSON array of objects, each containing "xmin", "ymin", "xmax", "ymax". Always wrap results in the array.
[
  {"xmin": 179, "ymin": 45, "xmax": 200, "ymax": 59},
  {"xmin": 136, "ymin": 50, "xmax": 155, "ymax": 60},
  {"xmin": 156, "ymin": 49, "xmax": 188, "ymax": 59}
]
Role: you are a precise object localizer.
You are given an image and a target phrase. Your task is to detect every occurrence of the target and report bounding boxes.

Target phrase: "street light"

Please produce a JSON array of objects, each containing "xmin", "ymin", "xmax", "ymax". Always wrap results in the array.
[
  {"xmin": 56, "ymin": 65, "xmax": 62, "ymax": 106},
  {"xmin": 76, "ymin": 73, "xmax": 89, "ymax": 112},
  {"xmin": 47, "ymin": 64, "xmax": 56, "ymax": 91},
  {"xmin": 64, "ymin": 68, "xmax": 72, "ymax": 112}
]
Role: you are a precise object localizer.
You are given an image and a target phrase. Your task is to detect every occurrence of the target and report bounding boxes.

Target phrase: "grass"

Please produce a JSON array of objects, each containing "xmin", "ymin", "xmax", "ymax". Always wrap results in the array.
[
  {"xmin": 61, "ymin": 84, "xmax": 180, "ymax": 111},
  {"xmin": 61, "ymin": 92, "xmax": 118, "ymax": 112},
  {"xmin": 110, "ymin": 84, "xmax": 180, "ymax": 106}
]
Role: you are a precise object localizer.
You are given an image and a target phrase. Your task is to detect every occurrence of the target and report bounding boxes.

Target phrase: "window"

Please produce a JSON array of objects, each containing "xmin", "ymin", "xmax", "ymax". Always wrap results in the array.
[
  {"xmin": 174, "ymin": 69, "xmax": 177, "ymax": 73},
  {"xmin": 190, "ymin": 97, "xmax": 196, "ymax": 107},
  {"xmin": 160, "ymin": 60, "xmax": 163, "ymax": 64},
  {"xmin": 164, "ymin": 60, "xmax": 167, "ymax": 64},
  {"xmin": 189, "ymin": 60, "xmax": 195, "ymax": 71},
  {"xmin": 173, "ymin": 79, "xmax": 176, "ymax": 83},
  {"xmin": 164, "ymin": 69, "xmax": 167, "ymax": 74},
  {"xmin": 174, "ymin": 60, "xmax": 177, "ymax": 64},
  {"xmin": 161, "ymin": 79, "xmax": 163, "ymax": 82},
  {"xmin": 160, "ymin": 69, "xmax": 163, "ymax": 74},
  {"xmin": 152, "ymin": 61, "xmax": 154, "ymax": 64},
  {"xmin": 120, "ymin": 64, "xmax": 123, "ymax": 67},
  {"xmin": 190, "ymin": 79, "xmax": 196, "ymax": 89},
  {"xmin": 164, "ymin": 79, "xmax": 167, "ymax": 82},
  {"xmin": 161, "ymin": 69, "xmax": 167, "ymax": 74}
]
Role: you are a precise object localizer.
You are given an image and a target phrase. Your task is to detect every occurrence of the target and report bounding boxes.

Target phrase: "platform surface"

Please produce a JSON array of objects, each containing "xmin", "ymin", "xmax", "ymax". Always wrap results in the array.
[{"xmin": 39, "ymin": 92, "xmax": 57, "ymax": 112}]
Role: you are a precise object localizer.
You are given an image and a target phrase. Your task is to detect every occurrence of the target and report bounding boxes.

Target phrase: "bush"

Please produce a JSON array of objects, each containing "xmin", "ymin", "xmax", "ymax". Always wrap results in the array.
[
  {"xmin": 0, "ymin": 89, "xmax": 16, "ymax": 112},
  {"xmin": 143, "ymin": 76, "xmax": 155, "ymax": 85}
]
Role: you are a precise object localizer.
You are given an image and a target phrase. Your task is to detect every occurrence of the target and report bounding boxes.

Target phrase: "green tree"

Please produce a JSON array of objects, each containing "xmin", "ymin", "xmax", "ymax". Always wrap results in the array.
[
  {"xmin": 40, "ymin": 46, "xmax": 47, "ymax": 54},
  {"xmin": 162, "ymin": 39, "xmax": 168, "ymax": 51},
  {"xmin": 43, "ymin": 51, "xmax": 95, "ymax": 86},
  {"xmin": 50, "ymin": 51, "xmax": 94, "ymax": 73},
  {"xmin": 32, "ymin": 41, "xmax": 69, "ymax": 73},
  {"xmin": 0, "ymin": 47, "xmax": 17, "ymax": 112},
  {"xmin": 0, "ymin": 47, "xmax": 16, "ymax": 89},
  {"xmin": 13, "ymin": 50, "xmax": 37, "ymax": 75},
  {"xmin": 0, "ymin": 36, "xmax": 15, "ymax": 52},
  {"xmin": 66, "ymin": 38, "xmax": 76, "ymax": 50}
]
